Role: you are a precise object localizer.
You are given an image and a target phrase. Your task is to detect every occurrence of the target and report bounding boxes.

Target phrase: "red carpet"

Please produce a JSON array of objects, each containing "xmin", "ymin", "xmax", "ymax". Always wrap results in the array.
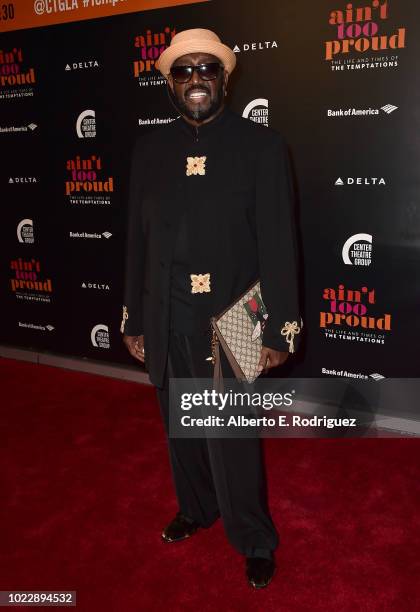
[{"xmin": 0, "ymin": 357, "xmax": 419, "ymax": 611}]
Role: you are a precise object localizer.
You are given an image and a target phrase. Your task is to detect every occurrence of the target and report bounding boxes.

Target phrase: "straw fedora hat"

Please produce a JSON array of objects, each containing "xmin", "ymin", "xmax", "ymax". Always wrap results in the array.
[{"xmin": 156, "ymin": 28, "xmax": 236, "ymax": 78}]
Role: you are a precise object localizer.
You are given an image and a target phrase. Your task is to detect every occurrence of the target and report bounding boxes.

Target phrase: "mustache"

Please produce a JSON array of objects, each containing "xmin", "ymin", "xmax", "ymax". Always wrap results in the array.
[{"xmin": 185, "ymin": 85, "xmax": 211, "ymax": 96}]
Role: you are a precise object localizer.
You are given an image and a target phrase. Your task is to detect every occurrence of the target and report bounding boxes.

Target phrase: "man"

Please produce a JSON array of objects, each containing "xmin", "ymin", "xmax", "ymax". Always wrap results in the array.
[{"xmin": 121, "ymin": 28, "xmax": 302, "ymax": 589}]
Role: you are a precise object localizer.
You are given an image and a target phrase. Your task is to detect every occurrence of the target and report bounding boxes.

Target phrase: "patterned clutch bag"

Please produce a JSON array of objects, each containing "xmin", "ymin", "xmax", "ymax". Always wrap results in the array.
[{"xmin": 210, "ymin": 279, "xmax": 268, "ymax": 387}]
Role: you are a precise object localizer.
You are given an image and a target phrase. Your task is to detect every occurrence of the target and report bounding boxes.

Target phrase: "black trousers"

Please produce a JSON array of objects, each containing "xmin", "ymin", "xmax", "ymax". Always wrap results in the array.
[{"xmin": 156, "ymin": 330, "xmax": 279, "ymax": 559}]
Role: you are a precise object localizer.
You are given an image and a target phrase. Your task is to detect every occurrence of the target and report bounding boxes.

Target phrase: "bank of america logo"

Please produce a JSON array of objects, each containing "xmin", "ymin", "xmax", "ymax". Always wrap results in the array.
[
  {"xmin": 369, "ymin": 372, "xmax": 385, "ymax": 381},
  {"xmin": 46, "ymin": 325, "xmax": 55, "ymax": 331},
  {"xmin": 102, "ymin": 231, "xmax": 112, "ymax": 239},
  {"xmin": 381, "ymin": 104, "xmax": 398, "ymax": 114},
  {"xmin": 335, "ymin": 177, "xmax": 344, "ymax": 186}
]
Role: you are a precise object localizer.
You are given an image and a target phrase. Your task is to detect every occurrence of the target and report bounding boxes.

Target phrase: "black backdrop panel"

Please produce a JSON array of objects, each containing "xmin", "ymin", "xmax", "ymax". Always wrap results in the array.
[{"xmin": 1, "ymin": 0, "xmax": 419, "ymax": 385}]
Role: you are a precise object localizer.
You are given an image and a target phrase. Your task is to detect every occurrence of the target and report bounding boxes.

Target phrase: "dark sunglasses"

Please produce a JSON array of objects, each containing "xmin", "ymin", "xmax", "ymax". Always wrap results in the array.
[{"xmin": 170, "ymin": 62, "xmax": 223, "ymax": 84}]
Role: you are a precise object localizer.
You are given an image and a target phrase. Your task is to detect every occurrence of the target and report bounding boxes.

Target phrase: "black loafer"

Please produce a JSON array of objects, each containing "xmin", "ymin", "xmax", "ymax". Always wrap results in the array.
[
  {"xmin": 246, "ymin": 556, "xmax": 276, "ymax": 589},
  {"xmin": 161, "ymin": 512, "xmax": 200, "ymax": 543}
]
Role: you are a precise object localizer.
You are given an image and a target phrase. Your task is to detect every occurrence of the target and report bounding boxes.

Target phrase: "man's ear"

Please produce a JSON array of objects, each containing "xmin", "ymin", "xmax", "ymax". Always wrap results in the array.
[{"xmin": 167, "ymin": 74, "xmax": 174, "ymax": 93}]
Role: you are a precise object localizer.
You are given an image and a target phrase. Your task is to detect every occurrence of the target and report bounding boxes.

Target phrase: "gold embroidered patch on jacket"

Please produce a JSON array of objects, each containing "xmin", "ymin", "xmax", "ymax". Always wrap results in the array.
[
  {"xmin": 190, "ymin": 273, "xmax": 211, "ymax": 293},
  {"xmin": 186, "ymin": 156, "xmax": 206, "ymax": 176},
  {"xmin": 280, "ymin": 318, "xmax": 303, "ymax": 353},
  {"xmin": 120, "ymin": 305, "xmax": 128, "ymax": 333}
]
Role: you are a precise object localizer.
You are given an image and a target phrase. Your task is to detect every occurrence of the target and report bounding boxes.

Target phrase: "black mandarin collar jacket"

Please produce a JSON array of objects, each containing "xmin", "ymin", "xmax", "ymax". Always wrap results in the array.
[{"xmin": 122, "ymin": 106, "xmax": 302, "ymax": 388}]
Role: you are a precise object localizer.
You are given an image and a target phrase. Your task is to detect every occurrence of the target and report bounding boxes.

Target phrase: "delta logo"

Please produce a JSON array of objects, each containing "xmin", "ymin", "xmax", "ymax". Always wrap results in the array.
[
  {"xmin": 133, "ymin": 26, "xmax": 176, "ymax": 85},
  {"xmin": 232, "ymin": 40, "xmax": 278, "ymax": 53},
  {"xmin": 325, "ymin": 1, "xmax": 406, "ymax": 67},
  {"xmin": 65, "ymin": 155, "xmax": 114, "ymax": 197},
  {"xmin": 335, "ymin": 177, "xmax": 386, "ymax": 186},
  {"xmin": 65, "ymin": 59, "xmax": 100, "ymax": 71},
  {"xmin": 9, "ymin": 176, "xmax": 38, "ymax": 184},
  {"xmin": 0, "ymin": 47, "xmax": 36, "ymax": 85},
  {"xmin": 10, "ymin": 257, "xmax": 53, "ymax": 303},
  {"xmin": 320, "ymin": 284, "xmax": 391, "ymax": 344}
]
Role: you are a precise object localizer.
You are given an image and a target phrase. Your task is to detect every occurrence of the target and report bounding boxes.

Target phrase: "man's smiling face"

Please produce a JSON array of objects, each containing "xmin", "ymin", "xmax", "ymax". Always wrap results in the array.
[{"xmin": 168, "ymin": 52, "xmax": 228, "ymax": 123}]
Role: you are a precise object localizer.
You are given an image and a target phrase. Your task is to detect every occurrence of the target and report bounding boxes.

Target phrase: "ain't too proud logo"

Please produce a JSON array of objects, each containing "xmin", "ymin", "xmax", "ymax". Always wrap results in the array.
[
  {"xmin": 65, "ymin": 155, "xmax": 114, "ymax": 206},
  {"xmin": 10, "ymin": 258, "xmax": 52, "ymax": 304},
  {"xmin": 133, "ymin": 26, "xmax": 176, "ymax": 85},
  {"xmin": 320, "ymin": 284, "xmax": 391, "ymax": 344},
  {"xmin": 0, "ymin": 48, "xmax": 36, "ymax": 99},
  {"xmin": 325, "ymin": 0, "xmax": 406, "ymax": 66}
]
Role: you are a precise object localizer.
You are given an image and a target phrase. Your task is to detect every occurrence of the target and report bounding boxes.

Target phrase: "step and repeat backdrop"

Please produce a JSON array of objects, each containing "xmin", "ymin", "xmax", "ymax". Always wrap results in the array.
[{"xmin": 1, "ymin": 0, "xmax": 419, "ymax": 383}]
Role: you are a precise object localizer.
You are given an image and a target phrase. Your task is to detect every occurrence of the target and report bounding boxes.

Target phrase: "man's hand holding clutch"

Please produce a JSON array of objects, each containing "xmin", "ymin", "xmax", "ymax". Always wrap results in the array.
[
  {"xmin": 257, "ymin": 347, "xmax": 289, "ymax": 374},
  {"xmin": 123, "ymin": 334, "xmax": 145, "ymax": 364}
]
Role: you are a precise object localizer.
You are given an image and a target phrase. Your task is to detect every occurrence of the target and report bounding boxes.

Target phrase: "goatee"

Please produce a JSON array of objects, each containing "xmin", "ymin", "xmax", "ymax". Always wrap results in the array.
[{"xmin": 171, "ymin": 80, "xmax": 224, "ymax": 122}]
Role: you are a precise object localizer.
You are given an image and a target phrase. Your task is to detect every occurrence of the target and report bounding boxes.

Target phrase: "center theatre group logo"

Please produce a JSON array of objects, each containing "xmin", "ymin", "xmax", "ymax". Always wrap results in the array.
[
  {"xmin": 242, "ymin": 99, "xmax": 269, "ymax": 127},
  {"xmin": 10, "ymin": 258, "xmax": 53, "ymax": 303},
  {"xmin": 76, "ymin": 110, "xmax": 96, "ymax": 138},
  {"xmin": 65, "ymin": 155, "xmax": 114, "ymax": 206},
  {"xmin": 91, "ymin": 324, "xmax": 110, "ymax": 349},
  {"xmin": 325, "ymin": 0, "xmax": 406, "ymax": 70},
  {"xmin": 133, "ymin": 26, "xmax": 176, "ymax": 86},
  {"xmin": 342, "ymin": 233, "xmax": 373, "ymax": 266},
  {"xmin": 0, "ymin": 47, "xmax": 36, "ymax": 100},
  {"xmin": 17, "ymin": 219, "xmax": 34, "ymax": 244},
  {"xmin": 320, "ymin": 284, "xmax": 391, "ymax": 344}
]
